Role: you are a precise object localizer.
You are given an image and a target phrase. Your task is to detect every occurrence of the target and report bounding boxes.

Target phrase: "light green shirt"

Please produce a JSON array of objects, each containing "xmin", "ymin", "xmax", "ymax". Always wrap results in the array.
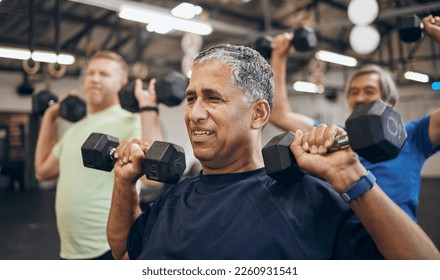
[{"xmin": 52, "ymin": 105, "xmax": 140, "ymax": 259}]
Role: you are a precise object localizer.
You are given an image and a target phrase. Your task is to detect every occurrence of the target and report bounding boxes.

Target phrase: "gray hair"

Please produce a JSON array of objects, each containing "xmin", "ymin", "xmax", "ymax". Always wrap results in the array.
[
  {"xmin": 345, "ymin": 64, "xmax": 399, "ymax": 107},
  {"xmin": 192, "ymin": 44, "xmax": 274, "ymax": 110}
]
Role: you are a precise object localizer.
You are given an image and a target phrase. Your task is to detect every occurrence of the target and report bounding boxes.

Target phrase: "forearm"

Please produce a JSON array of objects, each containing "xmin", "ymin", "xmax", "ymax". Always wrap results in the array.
[
  {"xmin": 140, "ymin": 110, "xmax": 164, "ymax": 144},
  {"xmin": 34, "ymin": 112, "xmax": 58, "ymax": 180},
  {"xmin": 270, "ymin": 57, "xmax": 314, "ymax": 132},
  {"xmin": 293, "ymin": 127, "xmax": 440, "ymax": 259},
  {"xmin": 107, "ymin": 177, "xmax": 142, "ymax": 259},
  {"xmin": 326, "ymin": 162, "xmax": 439, "ymax": 259},
  {"xmin": 350, "ymin": 186, "xmax": 439, "ymax": 259},
  {"xmin": 270, "ymin": 56, "xmax": 292, "ymax": 118}
]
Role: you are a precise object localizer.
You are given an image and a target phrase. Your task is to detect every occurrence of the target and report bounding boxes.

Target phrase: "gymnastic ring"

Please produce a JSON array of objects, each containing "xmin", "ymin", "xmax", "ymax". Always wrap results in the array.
[
  {"xmin": 48, "ymin": 62, "xmax": 67, "ymax": 78},
  {"xmin": 22, "ymin": 59, "xmax": 41, "ymax": 75}
]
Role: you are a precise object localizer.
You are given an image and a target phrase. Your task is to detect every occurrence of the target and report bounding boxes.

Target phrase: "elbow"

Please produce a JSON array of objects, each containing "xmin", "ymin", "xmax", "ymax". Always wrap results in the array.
[
  {"xmin": 107, "ymin": 238, "xmax": 129, "ymax": 260},
  {"xmin": 110, "ymin": 249, "xmax": 126, "ymax": 260},
  {"xmin": 34, "ymin": 168, "xmax": 45, "ymax": 181},
  {"xmin": 34, "ymin": 167, "xmax": 54, "ymax": 181}
]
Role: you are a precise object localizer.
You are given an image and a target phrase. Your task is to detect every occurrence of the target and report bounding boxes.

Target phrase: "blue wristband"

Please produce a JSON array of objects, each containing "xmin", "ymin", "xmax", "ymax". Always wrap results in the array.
[{"xmin": 340, "ymin": 171, "xmax": 376, "ymax": 203}]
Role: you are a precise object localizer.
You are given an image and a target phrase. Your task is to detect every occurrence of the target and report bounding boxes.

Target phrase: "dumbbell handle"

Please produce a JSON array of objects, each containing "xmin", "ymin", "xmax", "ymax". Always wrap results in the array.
[
  {"xmin": 48, "ymin": 99, "xmax": 56, "ymax": 107},
  {"xmin": 108, "ymin": 148, "xmax": 116, "ymax": 160},
  {"xmin": 328, "ymin": 134, "xmax": 350, "ymax": 151}
]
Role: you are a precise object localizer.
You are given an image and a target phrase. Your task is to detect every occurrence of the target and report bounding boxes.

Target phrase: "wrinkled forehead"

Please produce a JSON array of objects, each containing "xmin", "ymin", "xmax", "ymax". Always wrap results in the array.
[{"xmin": 349, "ymin": 72, "xmax": 381, "ymax": 87}]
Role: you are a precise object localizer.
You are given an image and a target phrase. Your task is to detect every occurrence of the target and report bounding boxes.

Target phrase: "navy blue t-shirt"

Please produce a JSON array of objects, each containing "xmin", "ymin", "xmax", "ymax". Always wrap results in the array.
[{"xmin": 127, "ymin": 168, "xmax": 382, "ymax": 259}]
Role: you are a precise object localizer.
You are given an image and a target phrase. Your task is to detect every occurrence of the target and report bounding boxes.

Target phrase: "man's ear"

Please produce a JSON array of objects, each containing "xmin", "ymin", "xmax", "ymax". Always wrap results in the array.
[{"xmin": 251, "ymin": 100, "xmax": 271, "ymax": 129}]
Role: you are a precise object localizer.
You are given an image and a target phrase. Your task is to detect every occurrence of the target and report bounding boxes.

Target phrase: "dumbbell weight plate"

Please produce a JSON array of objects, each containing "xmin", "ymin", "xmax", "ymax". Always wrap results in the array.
[
  {"xmin": 59, "ymin": 95, "xmax": 87, "ymax": 122},
  {"xmin": 81, "ymin": 133, "xmax": 119, "ymax": 172},
  {"xmin": 262, "ymin": 131, "xmax": 305, "ymax": 185},
  {"xmin": 32, "ymin": 90, "xmax": 58, "ymax": 115},
  {"xmin": 345, "ymin": 101, "xmax": 407, "ymax": 163},
  {"xmin": 119, "ymin": 71, "xmax": 188, "ymax": 113},
  {"xmin": 144, "ymin": 141, "xmax": 186, "ymax": 184}
]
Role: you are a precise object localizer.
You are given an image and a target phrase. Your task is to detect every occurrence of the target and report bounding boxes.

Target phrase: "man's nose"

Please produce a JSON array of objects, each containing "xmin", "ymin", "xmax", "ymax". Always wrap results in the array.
[
  {"xmin": 89, "ymin": 72, "xmax": 100, "ymax": 82},
  {"xmin": 188, "ymin": 100, "xmax": 208, "ymax": 122},
  {"xmin": 354, "ymin": 92, "xmax": 367, "ymax": 103}
]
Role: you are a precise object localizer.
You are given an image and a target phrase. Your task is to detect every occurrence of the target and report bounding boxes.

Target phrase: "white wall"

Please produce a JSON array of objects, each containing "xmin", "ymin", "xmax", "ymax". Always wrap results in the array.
[{"xmin": 0, "ymin": 70, "xmax": 439, "ymax": 178}]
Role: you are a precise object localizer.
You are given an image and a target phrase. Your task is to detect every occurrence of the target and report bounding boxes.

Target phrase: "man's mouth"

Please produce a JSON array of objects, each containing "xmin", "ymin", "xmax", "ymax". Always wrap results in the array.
[{"xmin": 193, "ymin": 130, "xmax": 214, "ymax": 136}]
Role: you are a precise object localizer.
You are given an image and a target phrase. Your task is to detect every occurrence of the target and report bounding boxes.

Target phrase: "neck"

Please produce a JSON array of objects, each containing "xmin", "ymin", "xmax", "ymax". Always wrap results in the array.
[
  {"xmin": 201, "ymin": 142, "xmax": 264, "ymax": 175},
  {"xmin": 88, "ymin": 100, "xmax": 118, "ymax": 114}
]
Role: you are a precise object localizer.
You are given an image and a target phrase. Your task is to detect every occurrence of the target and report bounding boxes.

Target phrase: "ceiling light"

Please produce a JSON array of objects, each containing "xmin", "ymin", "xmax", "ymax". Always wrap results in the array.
[
  {"xmin": 0, "ymin": 47, "xmax": 31, "ymax": 60},
  {"xmin": 349, "ymin": 25, "xmax": 380, "ymax": 55},
  {"xmin": 404, "ymin": 71, "xmax": 429, "ymax": 83},
  {"xmin": 293, "ymin": 81, "xmax": 324, "ymax": 94},
  {"xmin": 0, "ymin": 46, "xmax": 75, "ymax": 65},
  {"xmin": 348, "ymin": 0, "xmax": 379, "ymax": 26},
  {"xmin": 119, "ymin": 4, "xmax": 212, "ymax": 35},
  {"xmin": 171, "ymin": 2, "xmax": 203, "ymax": 19},
  {"xmin": 315, "ymin": 50, "xmax": 357, "ymax": 67}
]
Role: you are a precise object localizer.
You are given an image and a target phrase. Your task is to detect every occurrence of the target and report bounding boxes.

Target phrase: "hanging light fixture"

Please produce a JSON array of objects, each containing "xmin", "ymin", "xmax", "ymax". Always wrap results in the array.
[{"xmin": 349, "ymin": 25, "xmax": 380, "ymax": 55}]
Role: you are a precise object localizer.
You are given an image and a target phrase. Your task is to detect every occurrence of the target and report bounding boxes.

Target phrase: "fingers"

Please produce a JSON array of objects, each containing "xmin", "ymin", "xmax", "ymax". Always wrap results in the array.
[
  {"xmin": 114, "ymin": 139, "xmax": 149, "ymax": 165},
  {"xmin": 129, "ymin": 142, "xmax": 147, "ymax": 168},
  {"xmin": 423, "ymin": 15, "xmax": 440, "ymax": 26},
  {"xmin": 302, "ymin": 124, "xmax": 345, "ymax": 154},
  {"xmin": 147, "ymin": 78, "xmax": 156, "ymax": 94},
  {"xmin": 302, "ymin": 124, "xmax": 326, "ymax": 154},
  {"xmin": 290, "ymin": 129, "xmax": 305, "ymax": 160},
  {"xmin": 271, "ymin": 32, "xmax": 293, "ymax": 56},
  {"xmin": 135, "ymin": 78, "xmax": 143, "ymax": 95},
  {"xmin": 135, "ymin": 78, "xmax": 158, "ymax": 106},
  {"xmin": 69, "ymin": 89, "xmax": 79, "ymax": 96}
]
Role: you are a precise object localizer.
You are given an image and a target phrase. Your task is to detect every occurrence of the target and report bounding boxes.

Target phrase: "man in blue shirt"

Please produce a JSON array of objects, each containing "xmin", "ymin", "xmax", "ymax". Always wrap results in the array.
[
  {"xmin": 106, "ymin": 44, "xmax": 439, "ymax": 260},
  {"xmin": 268, "ymin": 15, "xmax": 440, "ymax": 221}
]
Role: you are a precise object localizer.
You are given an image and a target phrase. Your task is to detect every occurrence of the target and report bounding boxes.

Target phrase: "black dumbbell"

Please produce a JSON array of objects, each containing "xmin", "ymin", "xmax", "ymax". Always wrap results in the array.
[
  {"xmin": 262, "ymin": 131, "xmax": 306, "ymax": 185},
  {"xmin": 118, "ymin": 70, "xmax": 189, "ymax": 113},
  {"xmin": 254, "ymin": 27, "xmax": 318, "ymax": 59},
  {"xmin": 32, "ymin": 90, "xmax": 58, "ymax": 115},
  {"xmin": 398, "ymin": 15, "xmax": 424, "ymax": 43},
  {"xmin": 81, "ymin": 132, "xmax": 186, "ymax": 184},
  {"xmin": 262, "ymin": 100, "xmax": 407, "ymax": 184},
  {"xmin": 59, "ymin": 96, "xmax": 87, "ymax": 122},
  {"xmin": 32, "ymin": 90, "xmax": 87, "ymax": 122}
]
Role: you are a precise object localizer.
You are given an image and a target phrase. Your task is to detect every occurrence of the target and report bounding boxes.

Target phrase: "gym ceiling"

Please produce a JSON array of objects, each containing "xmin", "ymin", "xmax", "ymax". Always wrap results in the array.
[{"xmin": 0, "ymin": 0, "xmax": 439, "ymax": 85}]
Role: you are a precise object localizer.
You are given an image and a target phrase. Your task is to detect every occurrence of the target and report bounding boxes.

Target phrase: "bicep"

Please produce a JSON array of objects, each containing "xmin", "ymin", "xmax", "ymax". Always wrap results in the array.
[{"xmin": 35, "ymin": 152, "xmax": 59, "ymax": 181}]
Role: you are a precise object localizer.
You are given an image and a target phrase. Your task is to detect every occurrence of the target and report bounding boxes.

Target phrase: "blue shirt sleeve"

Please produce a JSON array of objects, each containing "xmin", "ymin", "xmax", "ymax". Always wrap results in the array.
[{"xmin": 406, "ymin": 115, "xmax": 440, "ymax": 159}]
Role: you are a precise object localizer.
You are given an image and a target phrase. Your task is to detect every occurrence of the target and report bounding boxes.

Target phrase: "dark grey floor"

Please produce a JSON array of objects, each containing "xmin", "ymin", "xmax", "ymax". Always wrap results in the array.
[
  {"xmin": 0, "ymin": 178, "xmax": 439, "ymax": 260},
  {"xmin": 0, "ymin": 187, "xmax": 59, "ymax": 260}
]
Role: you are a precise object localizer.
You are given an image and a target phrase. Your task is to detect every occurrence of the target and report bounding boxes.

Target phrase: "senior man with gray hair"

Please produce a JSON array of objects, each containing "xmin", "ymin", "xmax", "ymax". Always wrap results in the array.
[{"xmin": 106, "ymin": 43, "xmax": 439, "ymax": 260}]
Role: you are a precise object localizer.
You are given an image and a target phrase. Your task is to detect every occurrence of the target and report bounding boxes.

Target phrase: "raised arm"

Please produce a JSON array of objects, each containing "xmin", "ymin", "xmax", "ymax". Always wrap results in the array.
[
  {"xmin": 291, "ymin": 124, "xmax": 440, "ymax": 259},
  {"xmin": 423, "ymin": 15, "xmax": 440, "ymax": 147},
  {"xmin": 269, "ymin": 32, "xmax": 315, "ymax": 132},
  {"xmin": 107, "ymin": 140, "xmax": 146, "ymax": 259},
  {"xmin": 423, "ymin": 15, "xmax": 440, "ymax": 44},
  {"xmin": 135, "ymin": 78, "xmax": 164, "ymax": 144},
  {"xmin": 34, "ymin": 102, "xmax": 60, "ymax": 181},
  {"xmin": 134, "ymin": 78, "xmax": 165, "ymax": 187}
]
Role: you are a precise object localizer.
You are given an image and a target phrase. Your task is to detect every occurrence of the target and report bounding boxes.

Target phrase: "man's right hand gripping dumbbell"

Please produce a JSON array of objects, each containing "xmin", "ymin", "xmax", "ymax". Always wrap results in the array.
[{"xmin": 81, "ymin": 133, "xmax": 186, "ymax": 184}]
